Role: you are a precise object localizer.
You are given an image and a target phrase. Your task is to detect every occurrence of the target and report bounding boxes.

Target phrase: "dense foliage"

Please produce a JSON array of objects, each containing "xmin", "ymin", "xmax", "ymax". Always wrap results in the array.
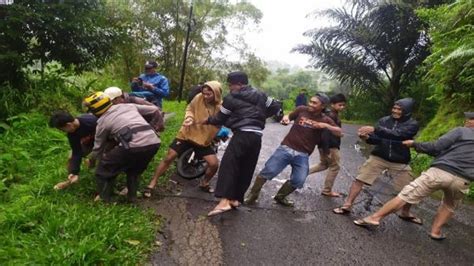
[
  {"xmin": 294, "ymin": 0, "xmax": 430, "ymax": 112},
  {"xmin": 0, "ymin": 0, "xmax": 125, "ymax": 86},
  {"xmin": 105, "ymin": 0, "xmax": 263, "ymax": 96}
]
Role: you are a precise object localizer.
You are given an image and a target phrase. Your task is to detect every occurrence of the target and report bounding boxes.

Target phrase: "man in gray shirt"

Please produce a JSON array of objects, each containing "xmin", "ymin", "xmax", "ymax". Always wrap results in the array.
[
  {"xmin": 84, "ymin": 92, "xmax": 163, "ymax": 203},
  {"xmin": 353, "ymin": 112, "xmax": 474, "ymax": 240}
]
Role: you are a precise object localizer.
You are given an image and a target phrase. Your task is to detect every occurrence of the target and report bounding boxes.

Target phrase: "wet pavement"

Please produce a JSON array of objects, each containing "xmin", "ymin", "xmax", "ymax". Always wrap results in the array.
[{"xmin": 145, "ymin": 122, "xmax": 474, "ymax": 265}]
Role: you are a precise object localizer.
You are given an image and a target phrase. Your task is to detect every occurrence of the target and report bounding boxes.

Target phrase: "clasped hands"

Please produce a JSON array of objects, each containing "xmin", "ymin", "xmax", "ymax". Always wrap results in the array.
[{"xmin": 357, "ymin": 125, "xmax": 414, "ymax": 146}]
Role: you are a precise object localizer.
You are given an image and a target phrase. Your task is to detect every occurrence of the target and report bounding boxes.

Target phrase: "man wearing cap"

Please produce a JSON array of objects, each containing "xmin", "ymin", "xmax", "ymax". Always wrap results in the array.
[
  {"xmin": 104, "ymin": 86, "xmax": 154, "ymax": 106},
  {"xmin": 354, "ymin": 112, "xmax": 474, "ymax": 240},
  {"xmin": 84, "ymin": 92, "xmax": 163, "ymax": 203},
  {"xmin": 334, "ymin": 98, "xmax": 420, "ymax": 223},
  {"xmin": 245, "ymin": 93, "xmax": 341, "ymax": 207},
  {"xmin": 308, "ymin": 93, "xmax": 347, "ymax": 197},
  {"xmin": 204, "ymin": 71, "xmax": 282, "ymax": 216},
  {"xmin": 131, "ymin": 60, "xmax": 169, "ymax": 108}
]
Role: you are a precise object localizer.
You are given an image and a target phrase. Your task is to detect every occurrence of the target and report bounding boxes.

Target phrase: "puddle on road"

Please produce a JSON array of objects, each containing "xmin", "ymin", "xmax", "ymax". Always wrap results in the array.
[{"xmin": 145, "ymin": 198, "xmax": 223, "ymax": 265}]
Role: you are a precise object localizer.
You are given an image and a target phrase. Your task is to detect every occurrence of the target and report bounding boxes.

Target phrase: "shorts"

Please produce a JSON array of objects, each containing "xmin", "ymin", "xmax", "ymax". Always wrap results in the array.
[
  {"xmin": 170, "ymin": 138, "xmax": 215, "ymax": 158},
  {"xmin": 399, "ymin": 167, "xmax": 470, "ymax": 211},
  {"xmin": 356, "ymin": 155, "xmax": 413, "ymax": 191}
]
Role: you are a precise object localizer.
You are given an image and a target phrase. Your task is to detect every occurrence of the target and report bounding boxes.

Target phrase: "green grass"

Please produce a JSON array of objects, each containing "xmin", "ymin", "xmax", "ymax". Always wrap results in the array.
[{"xmin": 0, "ymin": 101, "xmax": 186, "ymax": 264}]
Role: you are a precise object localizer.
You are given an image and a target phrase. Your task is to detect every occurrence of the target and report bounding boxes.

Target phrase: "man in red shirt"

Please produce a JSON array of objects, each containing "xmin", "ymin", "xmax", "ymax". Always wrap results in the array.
[{"xmin": 245, "ymin": 93, "xmax": 342, "ymax": 206}]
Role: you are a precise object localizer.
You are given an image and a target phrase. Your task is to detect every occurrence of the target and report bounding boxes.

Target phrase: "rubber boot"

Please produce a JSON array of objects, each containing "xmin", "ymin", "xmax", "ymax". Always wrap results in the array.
[
  {"xmin": 126, "ymin": 175, "xmax": 139, "ymax": 204},
  {"xmin": 273, "ymin": 181, "xmax": 296, "ymax": 207},
  {"xmin": 244, "ymin": 176, "xmax": 267, "ymax": 205},
  {"xmin": 96, "ymin": 178, "xmax": 115, "ymax": 203}
]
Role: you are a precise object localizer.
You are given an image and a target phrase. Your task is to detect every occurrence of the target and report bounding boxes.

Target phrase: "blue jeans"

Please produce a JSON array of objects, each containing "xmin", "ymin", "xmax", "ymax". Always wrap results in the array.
[{"xmin": 259, "ymin": 145, "xmax": 309, "ymax": 189}]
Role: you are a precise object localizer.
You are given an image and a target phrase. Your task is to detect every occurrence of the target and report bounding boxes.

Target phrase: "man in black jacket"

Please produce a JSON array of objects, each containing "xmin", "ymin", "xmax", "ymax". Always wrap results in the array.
[
  {"xmin": 334, "ymin": 98, "xmax": 421, "ymax": 224},
  {"xmin": 204, "ymin": 71, "xmax": 281, "ymax": 216}
]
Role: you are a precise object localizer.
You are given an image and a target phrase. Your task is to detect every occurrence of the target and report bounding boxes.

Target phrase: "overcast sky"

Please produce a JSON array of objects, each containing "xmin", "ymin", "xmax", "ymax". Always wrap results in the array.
[{"xmin": 242, "ymin": 0, "xmax": 344, "ymax": 68}]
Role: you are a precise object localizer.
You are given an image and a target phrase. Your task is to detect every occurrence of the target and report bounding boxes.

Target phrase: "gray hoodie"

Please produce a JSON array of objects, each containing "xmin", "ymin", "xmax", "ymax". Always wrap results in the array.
[{"xmin": 414, "ymin": 127, "xmax": 474, "ymax": 181}]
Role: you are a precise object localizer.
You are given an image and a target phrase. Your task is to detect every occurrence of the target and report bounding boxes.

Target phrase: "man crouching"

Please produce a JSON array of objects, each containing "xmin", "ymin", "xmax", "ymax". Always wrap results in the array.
[{"xmin": 84, "ymin": 92, "xmax": 162, "ymax": 203}]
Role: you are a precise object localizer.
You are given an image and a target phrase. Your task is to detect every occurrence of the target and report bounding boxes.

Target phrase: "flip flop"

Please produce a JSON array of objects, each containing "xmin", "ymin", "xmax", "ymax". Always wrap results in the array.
[
  {"xmin": 207, "ymin": 206, "xmax": 232, "ymax": 217},
  {"xmin": 143, "ymin": 187, "xmax": 153, "ymax": 198},
  {"xmin": 53, "ymin": 180, "xmax": 72, "ymax": 190},
  {"xmin": 333, "ymin": 206, "xmax": 351, "ymax": 215},
  {"xmin": 429, "ymin": 233, "xmax": 447, "ymax": 241},
  {"xmin": 199, "ymin": 185, "xmax": 215, "ymax": 193},
  {"xmin": 230, "ymin": 200, "xmax": 240, "ymax": 209},
  {"xmin": 398, "ymin": 214, "xmax": 423, "ymax": 225},
  {"xmin": 321, "ymin": 191, "xmax": 342, "ymax": 197},
  {"xmin": 118, "ymin": 187, "xmax": 128, "ymax": 196},
  {"xmin": 354, "ymin": 218, "xmax": 380, "ymax": 227}
]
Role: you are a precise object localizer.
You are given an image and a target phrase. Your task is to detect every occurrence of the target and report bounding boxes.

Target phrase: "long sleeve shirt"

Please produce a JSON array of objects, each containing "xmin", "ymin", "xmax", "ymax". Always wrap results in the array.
[
  {"xmin": 131, "ymin": 73, "xmax": 169, "ymax": 107},
  {"xmin": 67, "ymin": 114, "xmax": 97, "ymax": 175},
  {"xmin": 413, "ymin": 127, "xmax": 474, "ymax": 181}
]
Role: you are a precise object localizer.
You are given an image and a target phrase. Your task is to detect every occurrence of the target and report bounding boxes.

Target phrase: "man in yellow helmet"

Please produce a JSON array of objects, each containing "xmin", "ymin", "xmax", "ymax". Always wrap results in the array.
[{"xmin": 84, "ymin": 92, "xmax": 163, "ymax": 202}]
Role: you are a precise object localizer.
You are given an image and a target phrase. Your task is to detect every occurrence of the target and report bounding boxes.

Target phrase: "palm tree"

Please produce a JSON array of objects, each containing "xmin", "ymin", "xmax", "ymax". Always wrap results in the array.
[{"xmin": 294, "ymin": 0, "xmax": 430, "ymax": 107}]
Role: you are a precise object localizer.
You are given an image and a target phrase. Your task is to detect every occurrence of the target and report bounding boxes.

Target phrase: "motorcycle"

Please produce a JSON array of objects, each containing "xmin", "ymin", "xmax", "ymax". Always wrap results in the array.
[{"xmin": 176, "ymin": 127, "xmax": 230, "ymax": 179}]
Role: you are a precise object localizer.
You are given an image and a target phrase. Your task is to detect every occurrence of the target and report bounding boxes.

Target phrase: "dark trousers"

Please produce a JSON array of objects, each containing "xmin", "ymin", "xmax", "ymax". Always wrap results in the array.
[
  {"xmin": 214, "ymin": 131, "xmax": 262, "ymax": 202},
  {"xmin": 96, "ymin": 144, "xmax": 160, "ymax": 202}
]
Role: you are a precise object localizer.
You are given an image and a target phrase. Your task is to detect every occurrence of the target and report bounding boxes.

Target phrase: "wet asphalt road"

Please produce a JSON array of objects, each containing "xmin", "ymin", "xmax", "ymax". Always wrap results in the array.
[{"xmin": 149, "ymin": 121, "xmax": 474, "ymax": 265}]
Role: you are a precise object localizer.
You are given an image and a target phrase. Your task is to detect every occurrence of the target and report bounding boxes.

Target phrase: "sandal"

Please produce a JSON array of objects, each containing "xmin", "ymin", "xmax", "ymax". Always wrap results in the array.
[
  {"xmin": 333, "ymin": 206, "xmax": 351, "ymax": 215},
  {"xmin": 143, "ymin": 187, "xmax": 153, "ymax": 198},
  {"xmin": 429, "ymin": 233, "xmax": 447, "ymax": 241},
  {"xmin": 321, "ymin": 191, "xmax": 342, "ymax": 197},
  {"xmin": 207, "ymin": 205, "xmax": 232, "ymax": 217},
  {"xmin": 54, "ymin": 180, "xmax": 72, "ymax": 190},
  {"xmin": 397, "ymin": 214, "xmax": 423, "ymax": 225},
  {"xmin": 354, "ymin": 218, "xmax": 380, "ymax": 227},
  {"xmin": 230, "ymin": 200, "xmax": 240, "ymax": 209},
  {"xmin": 199, "ymin": 184, "xmax": 215, "ymax": 193}
]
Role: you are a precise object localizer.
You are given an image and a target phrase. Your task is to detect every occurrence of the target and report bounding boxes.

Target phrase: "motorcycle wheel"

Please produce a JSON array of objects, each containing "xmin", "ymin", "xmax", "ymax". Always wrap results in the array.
[{"xmin": 176, "ymin": 148, "xmax": 208, "ymax": 179}]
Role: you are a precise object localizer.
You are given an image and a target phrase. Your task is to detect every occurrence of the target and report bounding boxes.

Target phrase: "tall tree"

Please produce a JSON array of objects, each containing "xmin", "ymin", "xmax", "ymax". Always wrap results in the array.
[
  {"xmin": 0, "ymin": 0, "xmax": 125, "ymax": 86},
  {"xmin": 114, "ymin": 0, "xmax": 262, "ymax": 96},
  {"xmin": 294, "ymin": 0, "xmax": 430, "ymax": 106}
]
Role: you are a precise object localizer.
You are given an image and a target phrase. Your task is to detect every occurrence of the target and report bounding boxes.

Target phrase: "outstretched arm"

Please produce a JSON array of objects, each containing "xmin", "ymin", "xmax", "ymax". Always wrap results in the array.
[
  {"xmin": 403, "ymin": 128, "xmax": 461, "ymax": 157},
  {"xmin": 374, "ymin": 120, "xmax": 419, "ymax": 140}
]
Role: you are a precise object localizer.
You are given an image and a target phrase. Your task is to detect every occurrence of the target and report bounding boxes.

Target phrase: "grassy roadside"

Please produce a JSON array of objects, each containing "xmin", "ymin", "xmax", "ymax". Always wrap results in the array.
[{"xmin": 0, "ymin": 101, "xmax": 186, "ymax": 264}]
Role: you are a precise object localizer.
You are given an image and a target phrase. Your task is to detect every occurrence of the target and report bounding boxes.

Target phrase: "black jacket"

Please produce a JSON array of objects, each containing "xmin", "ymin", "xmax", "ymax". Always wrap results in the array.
[
  {"xmin": 367, "ymin": 98, "xmax": 419, "ymax": 164},
  {"xmin": 207, "ymin": 86, "xmax": 281, "ymax": 132},
  {"xmin": 326, "ymin": 109, "xmax": 342, "ymax": 149}
]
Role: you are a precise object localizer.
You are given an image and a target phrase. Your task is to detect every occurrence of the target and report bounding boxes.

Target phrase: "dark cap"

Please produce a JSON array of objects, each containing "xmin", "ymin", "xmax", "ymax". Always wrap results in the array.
[
  {"xmin": 464, "ymin": 112, "xmax": 474, "ymax": 119},
  {"xmin": 227, "ymin": 71, "xmax": 248, "ymax": 85},
  {"xmin": 145, "ymin": 60, "xmax": 158, "ymax": 69},
  {"xmin": 315, "ymin": 92, "xmax": 330, "ymax": 106}
]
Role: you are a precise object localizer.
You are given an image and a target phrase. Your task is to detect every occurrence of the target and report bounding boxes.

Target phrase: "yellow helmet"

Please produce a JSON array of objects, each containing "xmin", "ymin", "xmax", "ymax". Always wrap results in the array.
[{"xmin": 83, "ymin": 92, "xmax": 112, "ymax": 116}]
